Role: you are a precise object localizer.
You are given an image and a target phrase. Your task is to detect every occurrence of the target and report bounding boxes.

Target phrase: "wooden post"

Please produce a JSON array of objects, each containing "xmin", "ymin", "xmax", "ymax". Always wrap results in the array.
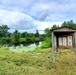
[
  {"xmin": 52, "ymin": 32, "xmax": 55, "ymax": 67},
  {"xmin": 74, "ymin": 32, "xmax": 76, "ymax": 62},
  {"xmin": 56, "ymin": 42, "xmax": 58, "ymax": 61},
  {"xmin": 55, "ymin": 36, "xmax": 59, "ymax": 61}
]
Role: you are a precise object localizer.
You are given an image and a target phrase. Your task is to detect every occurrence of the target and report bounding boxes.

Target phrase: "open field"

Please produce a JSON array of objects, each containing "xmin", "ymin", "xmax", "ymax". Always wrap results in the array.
[{"xmin": 0, "ymin": 47, "xmax": 76, "ymax": 75}]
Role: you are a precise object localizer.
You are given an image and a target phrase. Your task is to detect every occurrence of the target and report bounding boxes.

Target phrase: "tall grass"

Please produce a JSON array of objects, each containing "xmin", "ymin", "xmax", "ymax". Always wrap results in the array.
[{"xmin": 0, "ymin": 47, "xmax": 76, "ymax": 75}]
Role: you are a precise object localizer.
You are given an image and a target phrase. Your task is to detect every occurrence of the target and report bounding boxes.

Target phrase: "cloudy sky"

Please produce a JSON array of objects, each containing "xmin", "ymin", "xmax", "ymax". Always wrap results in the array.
[{"xmin": 0, "ymin": 0, "xmax": 76, "ymax": 33}]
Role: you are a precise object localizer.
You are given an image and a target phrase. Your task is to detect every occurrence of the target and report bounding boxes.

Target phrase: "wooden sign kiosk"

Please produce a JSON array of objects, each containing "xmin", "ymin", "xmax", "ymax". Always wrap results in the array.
[{"xmin": 51, "ymin": 26, "xmax": 76, "ymax": 67}]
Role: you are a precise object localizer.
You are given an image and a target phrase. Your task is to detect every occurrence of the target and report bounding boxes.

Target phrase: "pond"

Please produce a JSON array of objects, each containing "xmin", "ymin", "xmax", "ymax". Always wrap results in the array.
[{"xmin": 9, "ymin": 42, "xmax": 42, "ymax": 52}]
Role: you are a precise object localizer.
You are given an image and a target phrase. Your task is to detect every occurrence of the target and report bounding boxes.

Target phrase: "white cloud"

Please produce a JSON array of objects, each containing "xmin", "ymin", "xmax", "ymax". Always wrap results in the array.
[
  {"xmin": 34, "ymin": 21, "xmax": 62, "ymax": 30},
  {"xmin": 0, "ymin": 9, "xmax": 37, "ymax": 32},
  {"xmin": 0, "ymin": 0, "xmax": 76, "ymax": 33}
]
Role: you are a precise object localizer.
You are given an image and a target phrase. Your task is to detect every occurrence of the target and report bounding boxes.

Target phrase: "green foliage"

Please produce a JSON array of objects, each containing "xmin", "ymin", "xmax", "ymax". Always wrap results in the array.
[
  {"xmin": 4, "ymin": 37, "xmax": 11, "ymax": 44},
  {"xmin": 61, "ymin": 20, "xmax": 76, "ymax": 28},
  {"xmin": 0, "ymin": 38, "xmax": 6, "ymax": 45},
  {"xmin": 26, "ymin": 37, "xmax": 34, "ymax": 43},
  {"xmin": 41, "ymin": 28, "xmax": 52, "ymax": 48},
  {"xmin": 39, "ymin": 34, "xmax": 46, "ymax": 41},
  {"xmin": 19, "ymin": 38, "xmax": 26, "ymax": 43},
  {"xmin": 44, "ymin": 28, "xmax": 51, "ymax": 37},
  {"xmin": 21, "ymin": 32, "xmax": 26, "ymax": 38},
  {"xmin": 40, "ymin": 38, "xmax": 52, "ymax": 48},
  {"xmin": 62, "ymin": 21, "xmax": 67, "ymax": 26},
  {"xmin": 13, "ymin": 30, "xmax": 20, "ymax": 45},
  {"xmin": 34, "ymin": 30, "xmax": 40, "ymax": 46},
  {"xmin": 35, "ymin": 30, "xmax": 39, "ymax": 37},
  {"xmin": 0, "ymin": 25, "xmax": 9, "ymax": 37},
  {"xmin": 0, "ymin": 37, "xmax": 11, "ymax": 46},
  {"xmin": 0, "ymin": 24, "xmax": 43, "ymax": 46},
  {"xmin": 51, "ymin": 24, "xmax": 59, "ymax": 29},
  {"xmin": 0, "ymin": 20, "xmax": 76, "ymax": 47}
]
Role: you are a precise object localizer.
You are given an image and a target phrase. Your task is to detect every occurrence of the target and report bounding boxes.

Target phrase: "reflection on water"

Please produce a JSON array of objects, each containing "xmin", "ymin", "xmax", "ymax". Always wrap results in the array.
[{"xmin": 9, "ymin": 42, "xmax": 42, "ymax": 52}]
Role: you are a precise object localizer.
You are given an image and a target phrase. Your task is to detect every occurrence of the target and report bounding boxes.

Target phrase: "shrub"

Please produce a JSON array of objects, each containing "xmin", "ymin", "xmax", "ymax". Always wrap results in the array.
[
  {"xmin": 40, "ymin": 38, "xmax": 52, "ymax": 48},
  {"xmin": 19, "ymin": 38, "xmax": 26, "ymax": 44},
  {"xmin": 0, "ymin": 37, "xmax": 11, "ymax": 46}
]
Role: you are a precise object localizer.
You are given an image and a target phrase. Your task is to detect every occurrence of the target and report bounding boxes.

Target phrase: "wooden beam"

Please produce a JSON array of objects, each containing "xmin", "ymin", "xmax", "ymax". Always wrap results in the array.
[
  {"xmin": 74, "ymin": 32, "xmax": 76, "ymax": 62},
  {"xmin": 52, "ymin": 32, "xmax": 55, "ymax": 67},
  {"xmin": 74, "ymin": 32, "xmax": 76, "ymax": 48}
]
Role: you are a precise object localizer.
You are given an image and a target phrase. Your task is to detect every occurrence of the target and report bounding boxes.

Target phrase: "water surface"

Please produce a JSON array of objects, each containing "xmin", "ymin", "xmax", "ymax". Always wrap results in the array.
[{"xmin": 9, "ymin": 42, "xmax": 42, "ymax": 52}]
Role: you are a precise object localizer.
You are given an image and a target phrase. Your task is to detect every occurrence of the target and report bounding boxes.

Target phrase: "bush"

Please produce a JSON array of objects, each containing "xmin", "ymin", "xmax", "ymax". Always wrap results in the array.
[
  {"xmin": 19, "ymin": 38, "xmax": 26, "ymax": 44},
  {"xmin": 0, "ymin": 37, "xmax": 11, "ymax": 45},
  {"xmin": 40, "ymin": 38, "xmax": 52, "ymax": 48},
  {"xmin": 26, "ymin": 37, "xmax": 34, "ymax": 43}
]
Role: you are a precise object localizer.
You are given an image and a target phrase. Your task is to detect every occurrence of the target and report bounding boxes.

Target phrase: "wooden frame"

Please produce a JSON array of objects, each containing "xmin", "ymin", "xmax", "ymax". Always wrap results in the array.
[{"xmin": 51, "ymin": 26, "xmax": 76, "ymax": 67}]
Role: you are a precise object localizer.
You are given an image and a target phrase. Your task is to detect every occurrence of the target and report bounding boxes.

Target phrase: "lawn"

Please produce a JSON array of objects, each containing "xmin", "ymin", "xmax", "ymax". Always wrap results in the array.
[{"xmin": 0, "ymin": 47, "xmax": 76, "ymax": 75}]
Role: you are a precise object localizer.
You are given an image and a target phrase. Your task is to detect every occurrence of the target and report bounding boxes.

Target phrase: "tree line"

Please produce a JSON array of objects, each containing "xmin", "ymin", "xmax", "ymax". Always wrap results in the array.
[
  {"xmin": 0, "ymin": 25, "xmax": 44, "ymax": 46},
  {"xmin": 40, "ymin": 20, "xmax": 76, "ymax": 48},
  {"xmin": 0, "ymin": 20, "xmax": 76, "ymax": 47}
]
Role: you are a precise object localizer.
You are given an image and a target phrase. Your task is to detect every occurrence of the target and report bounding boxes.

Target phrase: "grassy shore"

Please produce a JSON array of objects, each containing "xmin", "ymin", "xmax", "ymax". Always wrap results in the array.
[{"xmin": 0, "ymin": 47, "xmax": 76, "ymax": 75}]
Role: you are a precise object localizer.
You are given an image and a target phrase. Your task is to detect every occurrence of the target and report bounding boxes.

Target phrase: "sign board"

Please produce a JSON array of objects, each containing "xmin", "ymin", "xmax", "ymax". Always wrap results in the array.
[
  {"xmin": 59, "ymin": 37, "xmax": 62, "ymax": 46},
  {"xmin": 63, "ymin": 37, "xmax": 67, "ymax": 46},
  {"xmin": 68, "ymin": 36, "xmax": 72, "ymax": 46}
]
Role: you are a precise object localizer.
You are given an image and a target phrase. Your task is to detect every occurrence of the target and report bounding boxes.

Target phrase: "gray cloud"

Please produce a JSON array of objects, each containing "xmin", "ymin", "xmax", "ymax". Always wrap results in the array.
[
  {"xmin": 0, "ymin": 0, "xmax": 76, "ymax": 33},
  {"xmin": 38, "ymin": 10, "xmax": 49, "ymax": 21},
  {"xmin": 0, "ymin": 0, "xmax": 76, "ymax": 20},
  {"xmin": 0, "ymin": 9, "xmax": 38, "ymax": 33}
]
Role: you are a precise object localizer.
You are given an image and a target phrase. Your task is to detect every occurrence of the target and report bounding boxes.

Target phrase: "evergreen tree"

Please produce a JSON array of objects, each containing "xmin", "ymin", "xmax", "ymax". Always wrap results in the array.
[
  {"xmin": 13, "ymin": 30, "xmax": 20, "ymax": 46},
  {"xmin": 35, "ymin": 30, "xmax": 40, "ymax": 46}
]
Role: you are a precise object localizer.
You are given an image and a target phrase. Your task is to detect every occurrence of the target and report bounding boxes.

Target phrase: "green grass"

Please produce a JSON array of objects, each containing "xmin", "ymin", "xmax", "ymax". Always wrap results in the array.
[
  {"xmin": 0, "ymin": 48, "xmax": 76, "ymax": 75},
  {"xmin": 9, "ymin": 46, "xmax": 36, "ymax": 52}
]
